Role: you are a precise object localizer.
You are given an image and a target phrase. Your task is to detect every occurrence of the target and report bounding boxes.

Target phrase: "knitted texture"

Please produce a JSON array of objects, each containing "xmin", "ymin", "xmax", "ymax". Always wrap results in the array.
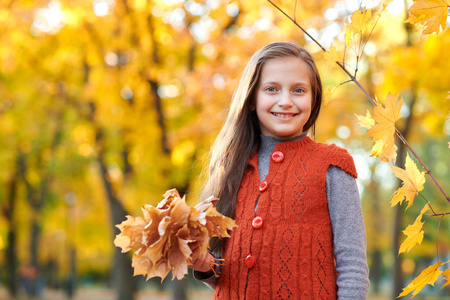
[{"xmin": 214, "ymin": 137, "xmax": 357, "ymax": 300}]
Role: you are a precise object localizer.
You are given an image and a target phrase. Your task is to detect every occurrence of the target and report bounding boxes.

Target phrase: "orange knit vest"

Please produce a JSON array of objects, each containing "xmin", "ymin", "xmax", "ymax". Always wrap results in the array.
[{"xmin": 213, "ymin": 137, "xmax": 357, "ymax": 300}]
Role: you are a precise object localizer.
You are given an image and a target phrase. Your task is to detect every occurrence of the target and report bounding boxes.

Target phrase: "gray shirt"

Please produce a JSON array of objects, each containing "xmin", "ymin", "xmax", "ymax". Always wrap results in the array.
[{"xmin": 195, "ymin": 133, "xmax": 370, "ymax": 299}]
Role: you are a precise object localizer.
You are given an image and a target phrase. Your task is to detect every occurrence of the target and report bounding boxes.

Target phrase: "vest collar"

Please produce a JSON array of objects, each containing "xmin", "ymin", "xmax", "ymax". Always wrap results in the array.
[{"xmin": 247, "ymin": 136, "xmax": 314, "ymax": 169}]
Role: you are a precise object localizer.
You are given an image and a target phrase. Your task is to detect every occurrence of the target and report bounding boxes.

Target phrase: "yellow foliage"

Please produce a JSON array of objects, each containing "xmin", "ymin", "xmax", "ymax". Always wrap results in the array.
[
  {"xmin": 398, "ymin": 204, "xmax": 429, "ymax": 254},
  {"xmin": 323, "ymin": 44, "xmax": 343, "ymax": 68},
  {"xmin": 390, "ymin": 154, "xmax": 426, "ymax": 209},
  {"xmin": 345, "ymin": 8, "xmax": 373, "ymax": 36},
  {"xmin": 442, "ymin": 268, "xmax": 450, "ymax": 288},
  {"xmin": 355, "ymin": 110, "xmax": 376, "ymax": 129},
  {"xmin": 399, "ymin": 261, "xmax": 448, "ymax": 298},
  {"xmin": 171, "ymin": 140, "xmax": 196, "ymax": 167},
  {"xmin": 323, "ymin": 86, "xmax": 336, "ymax": 106},
  {"xmin": 406, "ymin": 0, "xmax": 450, "ymax": 34},
  {"xmin": 365, "ymin": 93, "xmax": 403, "ymax": 162}
]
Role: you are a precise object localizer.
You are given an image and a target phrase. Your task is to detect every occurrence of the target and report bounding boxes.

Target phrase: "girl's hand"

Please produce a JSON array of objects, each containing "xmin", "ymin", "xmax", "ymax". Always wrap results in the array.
[{"xmin": 189, "ymin": 250, "xmax": 215, "ymax": 273}]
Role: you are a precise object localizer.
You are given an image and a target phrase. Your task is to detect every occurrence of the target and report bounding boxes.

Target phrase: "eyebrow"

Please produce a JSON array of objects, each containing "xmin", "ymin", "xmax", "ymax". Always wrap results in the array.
[{"xmin": 261, "ymin": 81, "xmax": 310, "ymax": 87}]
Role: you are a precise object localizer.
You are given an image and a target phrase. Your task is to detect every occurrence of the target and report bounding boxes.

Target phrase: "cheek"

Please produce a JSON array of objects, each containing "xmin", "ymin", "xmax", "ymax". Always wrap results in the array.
[{"xmin": 298, "ymin": 97, "xmax": 313, "ymax": 111}]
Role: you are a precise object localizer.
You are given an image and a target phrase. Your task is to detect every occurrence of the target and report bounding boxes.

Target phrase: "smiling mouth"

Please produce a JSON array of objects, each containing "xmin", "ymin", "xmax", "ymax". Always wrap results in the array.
[{"xmin": 271, "ymin": 112, "xmax": 298, "ymax": 117}]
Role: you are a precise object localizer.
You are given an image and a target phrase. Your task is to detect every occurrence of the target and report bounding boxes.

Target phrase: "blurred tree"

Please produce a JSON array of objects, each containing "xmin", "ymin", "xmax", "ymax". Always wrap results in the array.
[{"xmin": 1, "ymin": 1, "xmax": 449, "ymax": 300}]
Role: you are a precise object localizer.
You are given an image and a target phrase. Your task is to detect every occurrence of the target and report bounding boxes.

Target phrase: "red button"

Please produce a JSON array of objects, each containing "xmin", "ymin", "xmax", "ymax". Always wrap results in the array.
[
  {"xmin": 259, "ymin": 180, "xmax": 268, "ymax": 192},
  {"xmin": 245, "ymin": 255, "xmax": 255, "ymax": 269},
  {"xmin": 271, "ymin": 151, "xmax": 284, "ymax": 163},
  {"xmin": 252, "ymin": 216, "xmax": 263, "ymax": 229}
]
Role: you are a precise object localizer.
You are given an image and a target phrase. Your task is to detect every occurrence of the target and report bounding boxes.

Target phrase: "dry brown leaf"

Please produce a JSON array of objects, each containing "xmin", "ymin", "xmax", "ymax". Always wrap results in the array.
[{"xmin": 114, "ymin": 189, "xmax": 237, "ymax": 281}]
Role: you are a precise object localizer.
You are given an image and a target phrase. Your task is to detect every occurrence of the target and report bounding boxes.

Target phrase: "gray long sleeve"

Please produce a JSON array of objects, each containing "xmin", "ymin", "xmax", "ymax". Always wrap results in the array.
[{"xmin": 327, "ymin": 165, "xmax": 370, "ymax": 299}]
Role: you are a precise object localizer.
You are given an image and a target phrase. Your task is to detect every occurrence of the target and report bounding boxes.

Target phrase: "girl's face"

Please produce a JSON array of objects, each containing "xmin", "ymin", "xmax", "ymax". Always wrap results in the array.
[{"xmin": 255, "ymin": 56, "xmax": 312, "ymax": 139}]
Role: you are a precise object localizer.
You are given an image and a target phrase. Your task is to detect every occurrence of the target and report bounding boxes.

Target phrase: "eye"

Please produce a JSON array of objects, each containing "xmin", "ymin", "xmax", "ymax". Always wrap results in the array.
[
  {"xmin": 265, "ymin": 86, "xmax": 277, "ymax": 93},
  {"xmin": 293, "ymin": 88, "xmax": 305, "ymax": 94}
]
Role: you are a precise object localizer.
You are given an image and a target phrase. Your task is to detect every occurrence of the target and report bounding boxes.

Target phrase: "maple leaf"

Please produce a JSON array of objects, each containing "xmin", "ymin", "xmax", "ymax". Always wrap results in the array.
[
  {"xmin": 399, "ymin": 261, "xmax": 446, "ymax": 297},
  {"xmin": 346, "ymin": 8, "xmax": 373, "ymax": 35},
  {"xmin": 398, "ymin": 204, "xmax": 429, "ymax": 254},
  {"xmin": 442, "ymin": 268, "xmax": 450, "ymax": 288},
  {"xmin": 390, "ymin": 154, "xmax": 426, "ymax": 209},
  {"xmin": 203, "ymin": 206, "xmax": 237, "ymax": 238},
  {"xmin": 406, "ymin": 0, "xmax": 450, "ymax": 34},
  {"xmin": 355, "ymin": 110, "xmax": 376, "ymax": 129},
  {"xmin": 114, "ymin": 189, "xmax": 237, "ymax": 281},
  {"xmin": 323, "ymin": 44, "xmax": 343, "ymax": 68},
  {"xmin": 114, "ymin": 216, "xmax": 147, "ymax": 253},
  {"xmin": 367, "ymin": 93, "xmax": 402, "ymax": 162}
]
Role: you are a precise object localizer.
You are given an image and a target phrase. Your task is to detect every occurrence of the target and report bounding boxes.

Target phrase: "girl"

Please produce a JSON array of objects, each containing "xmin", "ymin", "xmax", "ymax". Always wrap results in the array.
[{"xmin": 190, "ymin": 42, "xmax": 369, "ymax": 299}]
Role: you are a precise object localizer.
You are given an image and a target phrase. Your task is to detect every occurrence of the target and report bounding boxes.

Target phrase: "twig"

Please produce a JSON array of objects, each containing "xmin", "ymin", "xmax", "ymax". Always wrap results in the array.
[{"xmin": 419, "ymin": 192, "xmax": 437, "ymax": 215}]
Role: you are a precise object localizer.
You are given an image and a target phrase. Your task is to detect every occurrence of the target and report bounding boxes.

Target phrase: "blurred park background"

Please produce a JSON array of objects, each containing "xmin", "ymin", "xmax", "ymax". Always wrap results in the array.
[{"xmin": 0, "ymin": 0, "xmax": 449, "ymax": 299}]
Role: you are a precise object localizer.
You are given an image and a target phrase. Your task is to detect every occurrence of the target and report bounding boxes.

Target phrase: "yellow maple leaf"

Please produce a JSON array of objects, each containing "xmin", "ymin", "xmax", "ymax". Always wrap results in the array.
[
  {"xmin": 367, "ymin": 93, "xmax": 402, "ymax": 162},
  {"xmin": 356, "ymin": 110, "xmax": 376, "ymax": 129},
  {"xmin": 390, "ymin": 154, "xmax": 426, "ymax": 209},
  {"xmin": 406, "ymin": 0, "xmax": 450, "ymax": 34},
  {"xmin": 442, "ymin": 268, "xmax": 450, "ymax": 288},
  {"xmin": 399, "ymin": 261, "xmax": 446, "ymax": 297},
  {"xmin": 323, "ymin": 44, "xmax": 343, "ymax": 68},
  {"xmin": 399, "ymin": 217, "xmax": 424, "ymax": 254},
  {"xmin": 346, "ymin": 8, "xmax": 373, "ymax": 35},
  {"xmin": 398, "ymin": 204, "xmax": 429, "ymax": 254}
]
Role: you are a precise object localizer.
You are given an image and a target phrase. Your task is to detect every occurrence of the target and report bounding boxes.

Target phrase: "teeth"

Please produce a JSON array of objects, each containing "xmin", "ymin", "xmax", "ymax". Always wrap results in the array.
[{"xmin": 273, "ymin": 113, "xmax": 295, "ymax": 117}]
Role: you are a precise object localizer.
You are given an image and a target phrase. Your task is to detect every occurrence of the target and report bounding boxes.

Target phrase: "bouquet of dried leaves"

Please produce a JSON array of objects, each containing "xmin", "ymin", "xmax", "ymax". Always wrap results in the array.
[{"xmin": 114, "ymin": 189, "xmax": 236, "ymax": 281}]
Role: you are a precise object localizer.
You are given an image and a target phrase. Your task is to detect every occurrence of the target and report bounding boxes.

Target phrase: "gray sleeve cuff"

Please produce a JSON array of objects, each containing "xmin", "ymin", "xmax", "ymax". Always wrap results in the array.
[
  {"xmin": 193, "ymin": 270, "xmax": 218, "ymax": 290},
  {"xmin": 327, "ymin": 165, "xmax": 370, "ymax": 299}
]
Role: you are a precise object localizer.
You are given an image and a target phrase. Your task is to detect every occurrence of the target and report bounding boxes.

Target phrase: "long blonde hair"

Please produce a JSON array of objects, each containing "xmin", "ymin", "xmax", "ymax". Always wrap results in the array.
[{"xmin": 204, "ymin": 42, "xmax": 323, "ymax": 254}]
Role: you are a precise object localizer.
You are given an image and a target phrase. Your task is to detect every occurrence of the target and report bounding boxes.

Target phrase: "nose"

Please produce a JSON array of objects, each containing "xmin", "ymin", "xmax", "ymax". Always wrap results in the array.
[{"xmin": 277, "ymin": 91, "xmax": 294, "ymax": 108}]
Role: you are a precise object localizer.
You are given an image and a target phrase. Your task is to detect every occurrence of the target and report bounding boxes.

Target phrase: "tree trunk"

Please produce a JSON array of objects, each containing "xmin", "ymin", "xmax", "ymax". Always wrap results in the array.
[
  {"xmin": 66, "ymin": 248, "xmax": 77, "ymax": 299},
  {"xmin": 367, "ymin": 165, "xmax": 383, "ymax": 293},
  {"xmin": 29, "ymin": 216, "xmax": 41, "ymax": 297},
  {"xmin": 5, "ymin": 174, "xmax": 19, "ymax": 298},
  {"xmin": 172, "ymin": 279, "xmax": 188, "ymax": 300},
  {"xmin": 97, "ymin": 148, "xmax": 136, "ymax": 300}
]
